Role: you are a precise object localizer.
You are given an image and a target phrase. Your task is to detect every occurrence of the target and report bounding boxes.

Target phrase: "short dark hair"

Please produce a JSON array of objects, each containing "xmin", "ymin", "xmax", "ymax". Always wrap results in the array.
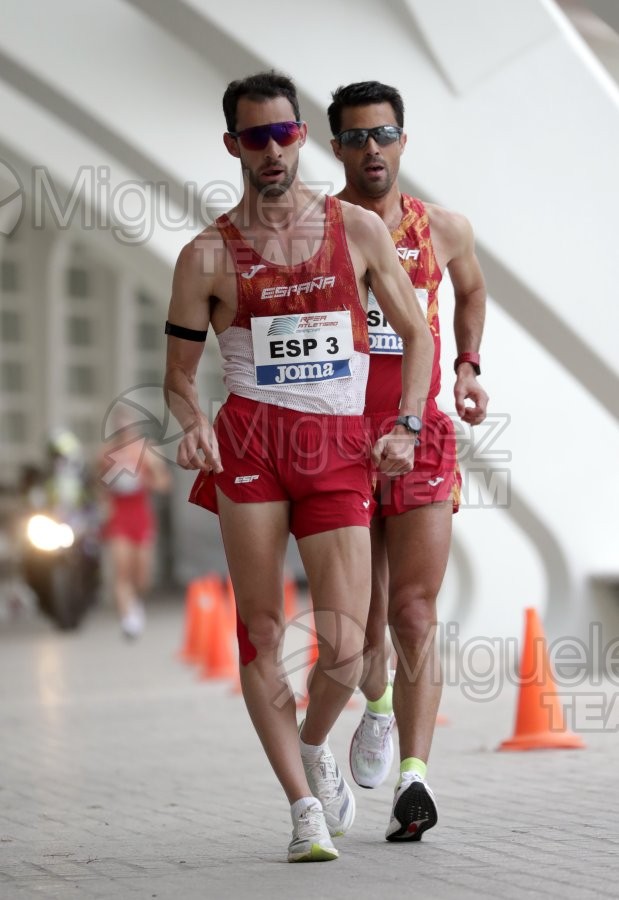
[
  {"xmin": 327, "ymin": 81, "xmax": 405, "ymax": 136},
  {"xmin": 222, "ymin": 71, "xmax": 301, "ymax": 132}
]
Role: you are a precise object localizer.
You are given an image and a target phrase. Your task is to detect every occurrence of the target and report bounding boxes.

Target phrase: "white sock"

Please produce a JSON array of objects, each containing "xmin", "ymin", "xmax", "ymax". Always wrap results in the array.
[
  {"xmin": 291, "ymin": 796, "xmax": 320, "ymax": 819},
  {"xmin": 299, "ymin": 733, "xmax": 328, "ymax": 760}
]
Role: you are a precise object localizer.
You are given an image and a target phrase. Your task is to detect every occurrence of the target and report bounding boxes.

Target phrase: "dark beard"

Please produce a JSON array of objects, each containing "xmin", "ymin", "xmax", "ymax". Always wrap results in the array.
[
  {"xmin": 357, "ymin": 167, "xmax": 394, "ymax": 199},
  {"xmin": 245, "ymin": 158, "xmax": 298, "ymax": 197}
]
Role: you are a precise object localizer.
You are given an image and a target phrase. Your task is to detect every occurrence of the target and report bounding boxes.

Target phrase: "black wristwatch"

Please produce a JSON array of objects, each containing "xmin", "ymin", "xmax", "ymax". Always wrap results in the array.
[{"xmin": 395, "ymin": 414, "xmax": 423, "ymax": 435}]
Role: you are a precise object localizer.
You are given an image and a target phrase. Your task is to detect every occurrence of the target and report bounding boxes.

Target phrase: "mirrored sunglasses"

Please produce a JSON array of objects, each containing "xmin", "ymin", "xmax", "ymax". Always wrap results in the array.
[
  {"xmin": 336, "ymin": 125, "xmax": 403, "ymax": 149},
  {"xmin": 228, "ymin": 120, "xmax": 303, "ymax": 151}
]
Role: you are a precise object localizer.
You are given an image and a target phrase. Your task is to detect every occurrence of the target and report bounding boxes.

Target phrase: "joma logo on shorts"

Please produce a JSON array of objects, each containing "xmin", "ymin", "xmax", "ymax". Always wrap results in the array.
[
  {"xmin": 396, "ymin": 247, "xmax": 420, "ymax": 261},
  {"xmin": 234, "ymin": 475, "xmax": 260, "ymax": 483},
  {"xmin": 261, "ymin": 276, "xmax": 336, "ymax": 300}
]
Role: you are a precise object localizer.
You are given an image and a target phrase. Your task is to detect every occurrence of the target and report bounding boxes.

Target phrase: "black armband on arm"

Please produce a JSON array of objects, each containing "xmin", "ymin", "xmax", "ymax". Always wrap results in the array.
[{"xmin": 165, "ymin": 320, "xmax": 208, "ymax": 342}]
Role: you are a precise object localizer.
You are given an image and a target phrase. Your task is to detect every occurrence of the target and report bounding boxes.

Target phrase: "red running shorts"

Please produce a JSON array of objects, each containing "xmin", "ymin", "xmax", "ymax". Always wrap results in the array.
[{"xmin": 189, "ymin": 394, "xmax": 374, "ymax": 539}]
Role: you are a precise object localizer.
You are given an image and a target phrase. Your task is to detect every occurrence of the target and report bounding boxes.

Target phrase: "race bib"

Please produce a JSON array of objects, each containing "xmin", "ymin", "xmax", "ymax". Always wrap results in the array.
[
  {"xmin": 251, "ymin": 311, "xmax": 354, "ymax": 385},
  {"xmin": 367, "ymin": 288, "xmax": 429, "ymax": 355}
]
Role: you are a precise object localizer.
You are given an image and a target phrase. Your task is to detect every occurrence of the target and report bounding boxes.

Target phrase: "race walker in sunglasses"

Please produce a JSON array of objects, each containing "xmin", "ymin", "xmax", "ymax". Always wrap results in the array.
[
  {"xmin": 227, "ymin": 119, "xmax": 304, "ymax": 151},
  {"xmin": 337, "ymin": 124, "xmax": 404, "ymax": 150},
  {"xmin": 328, "ymin": 80, "xmax": 489, "ymax": 843},
  {"xmin": 163, "ymin": 72, "xmax": 433, "ymax": 864}
]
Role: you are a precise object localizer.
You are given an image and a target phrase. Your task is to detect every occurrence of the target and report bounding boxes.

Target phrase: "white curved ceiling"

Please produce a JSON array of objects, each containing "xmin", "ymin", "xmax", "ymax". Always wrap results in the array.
[{"xmin": 2, "ymin": 0, "xmax": 618, "ymax": 639}]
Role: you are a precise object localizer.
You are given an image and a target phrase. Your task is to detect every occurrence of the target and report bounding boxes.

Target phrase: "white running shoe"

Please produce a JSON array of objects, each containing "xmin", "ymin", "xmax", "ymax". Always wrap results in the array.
[
  {"xmin": 288, "ymin": 802, "xmax": 339, "ymax": 863},
  {"xmin": 349, "ymin": 709, "xmax": 395, "ymax": 788},
  {"xmin": 385, "ymin": 772, "xmax": 438, "ymax": 842},
  {"xmin": 121, "ymin": 602, "xmax": 145, "ymax": 639},
  {"xmin": 300, "ymin": 736, "xmax": 356, "ymax": 837}
]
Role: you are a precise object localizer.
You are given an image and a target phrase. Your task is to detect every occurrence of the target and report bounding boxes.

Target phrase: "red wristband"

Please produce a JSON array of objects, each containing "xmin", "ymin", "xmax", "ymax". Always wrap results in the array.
[{"xmin": 454, "ymin": 352, "xmax": 481, "ymax": 376}]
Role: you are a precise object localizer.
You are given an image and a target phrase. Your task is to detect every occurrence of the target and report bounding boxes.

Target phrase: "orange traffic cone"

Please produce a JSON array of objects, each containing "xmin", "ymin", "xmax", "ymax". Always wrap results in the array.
[
  {"xmin": 499, "ymin": 608, "xmax": 585, "ymax": 751},
  {"xmin": 198, "ymin": 577, "xmax": 237, "ymax": 680},
  {"xmin": 283, "ymin": 578, "xmax": 298, "ymax": 620},
  {"xmin": 177, "ymin": 575, "xmax": 217, "ymax": 665}
]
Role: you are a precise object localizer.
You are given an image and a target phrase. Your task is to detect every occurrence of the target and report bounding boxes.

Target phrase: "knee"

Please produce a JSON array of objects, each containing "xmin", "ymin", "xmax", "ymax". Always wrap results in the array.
[
  {"xmin": 389, "ymin": 589, "xmax": 438, "ymax": 647},
  {"xmin": 314, "ymin": 611, "xmax": 366, "ymax": 688},
  {"xmin": 243, "ymin": 610, "xmax": 285, "ymax": 656}
]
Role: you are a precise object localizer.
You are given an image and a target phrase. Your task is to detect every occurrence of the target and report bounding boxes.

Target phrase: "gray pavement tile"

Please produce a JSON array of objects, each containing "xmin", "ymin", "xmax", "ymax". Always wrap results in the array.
[{"xmin": 1, "ymin": 599, "xmax": 618, "ymax": 899}]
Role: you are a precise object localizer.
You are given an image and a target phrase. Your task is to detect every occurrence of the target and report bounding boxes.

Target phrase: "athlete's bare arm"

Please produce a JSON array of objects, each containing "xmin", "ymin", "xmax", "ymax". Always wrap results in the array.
[
  {"xmin": 164, "ymin": 230, "xmax": 234, "ymax": 473},
  {"xmin": 342, "ymin": 203, "xmax": 434, "ymax": 475},
  {"xmin": 427, "ymin": 205, "xmax": 489, "ymax": 425}
]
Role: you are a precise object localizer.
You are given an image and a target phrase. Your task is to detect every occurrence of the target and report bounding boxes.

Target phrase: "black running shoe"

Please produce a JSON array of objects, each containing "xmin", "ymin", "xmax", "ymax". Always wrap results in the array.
[{"xmin": 385, "ymin": 772, "xmax": 438, "ymax": 841}]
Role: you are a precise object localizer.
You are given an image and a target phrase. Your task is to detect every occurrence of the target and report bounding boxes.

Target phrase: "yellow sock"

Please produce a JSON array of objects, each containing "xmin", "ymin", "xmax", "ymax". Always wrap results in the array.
[
  {"xmin": 400, "ymin": 757, "xmax": 427, "ymax": 779},
  {"xmin": 366, "ymin": 682, "xmax": 393, "ymax": 715}
]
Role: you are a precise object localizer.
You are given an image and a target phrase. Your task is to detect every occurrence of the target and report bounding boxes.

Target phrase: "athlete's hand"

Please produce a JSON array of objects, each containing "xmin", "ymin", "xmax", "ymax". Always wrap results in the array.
[
  {"xmin": 371, "ymin": 428, "xmax": 416, "ymax": 477},
  {"xmin": 455, "ymin": 371, "xmax": 489, "ymax": 425},
  {"xmin": 177, "ymin": 415, "xmax": 223, "ymax": 473}
]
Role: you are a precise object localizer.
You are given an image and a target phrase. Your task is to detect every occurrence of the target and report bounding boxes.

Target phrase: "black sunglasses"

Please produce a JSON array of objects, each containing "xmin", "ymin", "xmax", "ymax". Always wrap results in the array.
[
  {"xmin": 228, "ymin": 120, "xmax": 303, "ymax": 151},
  {"xmin": 336, "ymin": 125, "xmax": 403, "ymax": 149}
]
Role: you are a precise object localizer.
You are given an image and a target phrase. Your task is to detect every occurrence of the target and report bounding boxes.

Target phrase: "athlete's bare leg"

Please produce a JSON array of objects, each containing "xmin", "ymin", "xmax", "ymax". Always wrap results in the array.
[
  {"xmin": 134, "ymin": 542, "xmax": 154, "ymax": 597},
  {"xmin": 358, "ymin": 517, "xmax": 391, "ymax": 702},
  {"xmin": 386, "ymin": 501, "xmax": 452, "ymax": 762},
  {"xmin": 216, "ymin": 490, "xmax": 313, "ymax": 803},
  {"xmin": 108, "ymin": 537, "xmax": 135, "ymax": 619},
  {"xmin": 297, "ymin": 526, "xmax": 371, "ymax": 745}
]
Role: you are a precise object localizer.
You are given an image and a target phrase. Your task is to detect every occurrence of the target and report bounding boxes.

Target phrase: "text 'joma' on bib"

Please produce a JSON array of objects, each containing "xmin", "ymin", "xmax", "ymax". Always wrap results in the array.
[
  {"xmin": 367, "ymin": 288, "xmax": 429, "ymax": 355},
  {"xmin": 251, "ymin": 311, "xmax": 354, "ymax": 386}
]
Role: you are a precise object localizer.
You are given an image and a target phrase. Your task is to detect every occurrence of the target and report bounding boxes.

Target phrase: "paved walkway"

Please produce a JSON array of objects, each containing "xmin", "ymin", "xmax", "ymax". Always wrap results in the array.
[{"xmin": 1, "ymin": 597, "xmax": 618, "ymax": 900}]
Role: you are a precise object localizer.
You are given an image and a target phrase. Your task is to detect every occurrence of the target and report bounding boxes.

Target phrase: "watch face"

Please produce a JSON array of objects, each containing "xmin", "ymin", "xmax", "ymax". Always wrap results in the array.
[{"xmin": 396, "ymin": 415, "xmax": 422, "ymax": 433}]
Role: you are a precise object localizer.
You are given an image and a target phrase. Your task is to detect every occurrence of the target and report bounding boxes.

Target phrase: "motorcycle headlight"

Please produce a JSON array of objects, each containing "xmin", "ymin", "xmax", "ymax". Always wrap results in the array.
[{"xmin": 26, "ymin": 515, "xmax": 75, "ymax": 551}]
